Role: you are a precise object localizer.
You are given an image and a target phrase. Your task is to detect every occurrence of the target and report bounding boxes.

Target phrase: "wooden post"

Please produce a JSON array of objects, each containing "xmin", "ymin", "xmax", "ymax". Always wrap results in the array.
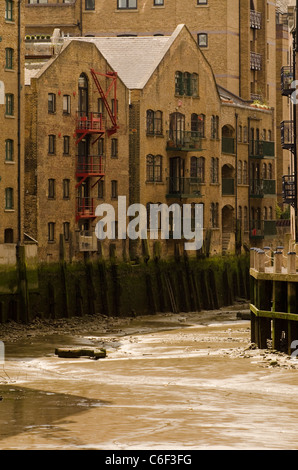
[
  {"xmin": 274, "ymin": 251, "xmax": 283, "ymax": 273},
  {"xmin": 287, "ymin": 252, "xmax": 296, "ymax": 274},
  {"xmin": 16, "ymin": 244, "xmax": 30, "ymax": 323}
]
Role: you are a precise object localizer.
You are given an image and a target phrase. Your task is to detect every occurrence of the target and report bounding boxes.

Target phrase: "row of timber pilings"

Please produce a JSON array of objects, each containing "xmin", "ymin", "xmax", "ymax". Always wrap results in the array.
[
  {"xmin": 0, "ymin": 244, "xmax": 250, "ymax": 324},
  {"xmin": 250, "ymin": 246, "xmax": 298, "ymax": 355}
]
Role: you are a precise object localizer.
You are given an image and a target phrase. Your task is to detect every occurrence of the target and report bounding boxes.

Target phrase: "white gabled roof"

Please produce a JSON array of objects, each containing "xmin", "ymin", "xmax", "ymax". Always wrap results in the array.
[{"xmin": 64, "ymin": 24, "xmax": 185, "ymax": 89}]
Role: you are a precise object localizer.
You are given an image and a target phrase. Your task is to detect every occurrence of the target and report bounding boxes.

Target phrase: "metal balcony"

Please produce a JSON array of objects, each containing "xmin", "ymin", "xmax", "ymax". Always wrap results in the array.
[
  {"xmin": 281, "ymin": 66, "xmax": 294, "ymax": 96},
  {"xmin": 250, "ymin": 52, "xmax": 262, "ymax": 71},
  {"xmin": 221, "ymin": 137, "xmax": 235, "ymax": 155},
  {"xmin": 166, "ymin": 177, "xmax": 202, "ymax": 199},
  {"xmin": 222, "ymin": 178, "xmax": 235, "ymax": 196},
  {"xmin": 76, "ymin": 197, "xmax": 95, "ymax": 222},
  {"xmin": 282, "ymin": 174, "xmax": 296, "ymax": 205},
  {"xmin": 249, "ymin": 140, "xmax": 275, "ymax": 158},
  {"xmin": 250, "ymin": 179, "xmax": 276, "ymax": 198},
  {"xmin": 250, "ymin": 219, "xmax": 277, "ymax": 239},
  {"xmin": 281, "ymin": 121, "xmax": 294, "ymax": 150},
  {"xmin": 75, "ymin": 112, "xmax": 105, "ymax": 144},
  {"xmin": 76, "ymin": 155, "xmax": 105, "ymax": 178},
  {"xmin": 166, "ymin": 131, "xmax": 202, "ymax": 152},
  {"xmin": 250, "ymin": 10, "xmax": 262, "ymax": 29}
]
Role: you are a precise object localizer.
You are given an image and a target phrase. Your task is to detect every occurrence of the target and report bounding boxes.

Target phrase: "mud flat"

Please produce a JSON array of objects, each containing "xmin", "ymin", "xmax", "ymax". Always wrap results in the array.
[{"xmin": 1, "ymin": 305, "xmax": 298, "ymax": 450}]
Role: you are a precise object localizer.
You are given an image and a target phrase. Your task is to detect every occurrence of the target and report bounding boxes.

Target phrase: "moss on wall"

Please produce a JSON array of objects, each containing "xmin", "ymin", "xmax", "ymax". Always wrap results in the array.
[{"xmin": 0, "ymin": 254, "xmax": 249, "ymax": 323}]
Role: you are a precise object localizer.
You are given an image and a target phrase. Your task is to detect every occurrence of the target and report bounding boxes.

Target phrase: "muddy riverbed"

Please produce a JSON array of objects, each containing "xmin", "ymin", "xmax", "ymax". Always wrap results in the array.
[{"xmin": 1, "ymin": 304, "xmax": 298, "ymax": 450}]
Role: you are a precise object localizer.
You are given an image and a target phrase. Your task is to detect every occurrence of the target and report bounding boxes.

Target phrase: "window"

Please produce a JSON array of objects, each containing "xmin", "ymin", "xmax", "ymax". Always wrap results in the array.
[
  {"xmin": 63, "ymin": 222, "xmax": 70, "ymax": 241},
  {"xmin": 262, "ymin": 163, "xmax": 267, "ymax": 180},
  {"xmin": 211, "ymin": 157, "xmax": 219, "ymax": 183},
  {"xmin": 175, "ymin": 71, "xmax": 198, "ymax": 97},
  {"xmin": 154, "ymin": 0, "xmax": 164, "ymax": 4},
  {"xmin": 243, "ymin": 126, "xmax": 248, "ymax": 143},
  {"xmin": 48, "ymin": 222, "xmax": 55, "ymax": 242},
  {"xmin": 111, "ymin": 138, "xmax": 118, "ymax": 158},
  {"xmin": 5, "ymin": 94, "xmax": 14, "ymax": 116},
  {"xmin": 63, "ymin": 136, "xmax": 70, "ymax": 155},
  {"xmin": 210, "ymin": 203, "xmax": 219, "ymax": 228},
  {"xmin": 146, "ymin": 154, "xmax": 162, "ymax": 182},
  {"xmin": 268, "ymin": 163, "xmax": 273, "ymax": 180},
  {"xmin": 5, "ymin": 48, "xmax": 13, "ymax": 69},
  {"xmin": 98, "ymin": 98, "xmax": 105, "ymax": 116},
  {"xmin": 63, "ymin": 179, "xmax": 70, "ymax": 199},
  {"xmin": 244, "ymin": 206, "xmax": 248, "ymax": 231},
  {"xmin": 85, "ymin": 0, "xmax": 95, "ymax": 10},
  {"xmin": 5, "ymin": 188, "xmax": 13, "ymax": 210},
  {"xmin": 4, "ymin": 228, "xmax": 13, "ymax": 243},
  {"xmin": 48, "ymin": 179, "xmax": 55, "ymax": 199},
  {"xmin": 146, "ymin": 110, "xmax": 163, "ymax": 135},
  {"xmin": 98, "ymin": 138, "xmax": 104, "ymax": 156},
  {"xmin": 198, "ymin": 33, "xmax": 208, "ymax": 47},
  {"xmin": 238, "ymin": 206, "xmax": 242, "ymax": 226},
  {"xmin": 118, "ymin": 0, "xmax": 137, "ymax": 9},
  {"xmin": 211, "ymin": 115, "xmax": 219, "ymax": 139},
  {"xmin": 111, "ymin": 99, "xmax": 118, "ymax": 117},
  {"xmin": 48, "ymin": 135, "xmax": 56, "ymax": 154},
  {"xmin": 237, "ymin": 160, "xmax": 242, "ymax": 184},
  {"xmin": 197, "ymin": 0, "xmax": 208, "ymax": 4},
  {"xmin": 198, "ymin": 114, "xmax": 205, "ymax": 137},
  {"xmin": 238, "ymin": 125, "xmax": 243, "ymax": 142},
  {"xmin": 243, "ymin": 161, "xmax": 248, "ymax": 185},
  {"xmin": 5, "ymin": 139, "xmax": 13, "ymax": 161},
  {"xmin": 48, "ymin": 93, "xmax": 56, "ymax": 114},
  {"xmin": 5, "ymin": 0, "xmax": 13, "ymax": 21},
  {"xmin": 190, "ymin": 156, "xmax": 205, "ymax": 182},
  {"xmin": 63, "ymin": 95, "xmax": 71, "ymax": 114},
  {"xmin": 111, "ymin": 180, "xmax": 118, "ymax": 199},
  {"xmin": 98, "ymin": 179, "xmax": 105, "ymax": 198},
  {"xmin": 175, "ymin": 71, "xmax": 184, "ymax": 95}
]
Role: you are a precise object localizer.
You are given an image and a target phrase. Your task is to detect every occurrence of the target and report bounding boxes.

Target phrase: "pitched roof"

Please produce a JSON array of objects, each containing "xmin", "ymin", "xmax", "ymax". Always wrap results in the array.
[{"xmin": 63, "ymin": 24, "xmax": 186, "ymax": 89}]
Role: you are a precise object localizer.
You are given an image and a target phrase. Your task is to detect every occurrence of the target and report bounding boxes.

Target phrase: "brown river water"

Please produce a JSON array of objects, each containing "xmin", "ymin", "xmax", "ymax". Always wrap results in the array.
[{"xmin": 1, "ymin": 306, "xmax": 298, "ymax": 450}]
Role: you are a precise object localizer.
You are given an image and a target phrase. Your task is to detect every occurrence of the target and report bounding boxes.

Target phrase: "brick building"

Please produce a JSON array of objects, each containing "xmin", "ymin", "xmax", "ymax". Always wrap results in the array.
[
  {"xmin": 24, "ymin": 25, "xmax": 278, "ymax": 262},
  {"xmin": 24, "ymin": 0, "xmax": 277, "ymax": 107},
  {"xmin": 0, "ymin": 0, "xmax": 24, "ymax": 262}
]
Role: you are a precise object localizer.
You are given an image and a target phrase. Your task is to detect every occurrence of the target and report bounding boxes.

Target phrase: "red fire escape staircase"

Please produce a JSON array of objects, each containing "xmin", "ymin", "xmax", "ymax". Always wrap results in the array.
[{"xmin": 75, "ymin": 69, "xmax": 119, "ymax": 222}]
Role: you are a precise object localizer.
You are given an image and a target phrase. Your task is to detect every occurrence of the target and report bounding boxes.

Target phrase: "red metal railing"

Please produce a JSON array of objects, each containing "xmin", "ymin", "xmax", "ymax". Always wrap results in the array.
[
  {"xmin": 76, "ymin": 156, "xmax": 105, "ymax": 176},
  {"xmin": 76, "ymin": 197, "xmax": 95, "ymax": 221},
  {"xmin": 76, "ymin": 112, "xmax": 105, "ymax": 132}
]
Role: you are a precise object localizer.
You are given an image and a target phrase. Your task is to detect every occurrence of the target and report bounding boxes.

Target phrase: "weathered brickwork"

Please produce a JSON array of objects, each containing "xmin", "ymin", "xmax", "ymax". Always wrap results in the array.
[
  {"xmin": 24, "ymin": 26, "xmax": 278, "ymax": 262},
  {"xmin": 24, "ymin": 0, "xmax": 277, "ymax": 107},
  {"xmin": 0, "ymin": 0, "xmax": 24, "ymax": 249}
]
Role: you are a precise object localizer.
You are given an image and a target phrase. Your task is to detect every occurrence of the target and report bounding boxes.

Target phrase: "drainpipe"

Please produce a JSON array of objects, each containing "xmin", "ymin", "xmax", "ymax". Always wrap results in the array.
[
  {"xmin": 248, "ymin": 117, "xmax": 251, "ymax": 237},
  {"xmin": 17, "ymin": 0, "xmax": 21, "ymax": 247},
  {"xmin": 235, "ymin": 113, "xmax": 238, "ymax": 252},
  {"xmin": 80, "ymin": 0, "xmax": 83, "ymax": 36},
  {"xmin": 294, "ymin": 0, "xmax": 298, "ymax": 242},
  {"xmin": 239, "ymin": 0, "xmax": 241, "ymax": 97}
]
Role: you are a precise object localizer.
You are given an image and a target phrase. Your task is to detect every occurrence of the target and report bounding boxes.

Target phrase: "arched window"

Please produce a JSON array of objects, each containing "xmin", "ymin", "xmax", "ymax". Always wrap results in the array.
[
  {"xmin": 78, "ymin": 73, "xmax": 88, "ymax": 115},
  {"xmin": 262, "ymin": 163, "xmax": 267, "ymax": 179},
  {"xmin": 268, "ymin": 163, "xmax": 273, "ymax": 180}
]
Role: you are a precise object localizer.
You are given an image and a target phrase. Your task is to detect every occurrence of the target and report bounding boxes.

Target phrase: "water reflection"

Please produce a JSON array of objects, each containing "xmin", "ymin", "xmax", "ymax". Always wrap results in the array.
[{"xmin": 0, "ymin": 385, "xmax": 109, "ymax": 441}]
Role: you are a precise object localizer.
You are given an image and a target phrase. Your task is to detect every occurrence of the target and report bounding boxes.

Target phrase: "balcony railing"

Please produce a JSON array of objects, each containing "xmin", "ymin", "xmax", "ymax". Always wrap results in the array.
[
  {"xmin": 166, "ymin": 177, "xmax": 202, "ymax": 199},
  {"xmin": 281, "ymin": 66, "xmax": 294, "ymax": 96},
  {"xmin": 250, "ymin": 219, "xmax": 277, "ymax": 239},
  {"xmin": 76, "ymin": 156, "xmax": 105, "ymax": 177},
  {"xmin": 76, "ymin": 197, "xmax": 95, "ymax": 221},
  {"xmin": 250, "ymin": 10, "xmax": 262, "ymax": 29},
  {"xmin": 250, "ymin": 52, "xmax": 262, "ymax": 71},
  {"xmin": 76, "ymin": 112, "xmax": 105, "ymax": 132},
  {"xmin": 166, "ymin": 131, "xmax": 202, "ymax": 151},
  {"xmin": 78, "ymin": 230, "xmax": 98, "ymax": 252},
  {"xmin": 281, "ymin": 121, "xmax": 294, "ymax": 149},
  {"xmin": 249, "ymin": 140, "xmax": 275, "ymax": 158},
  {"xmin": 222, "ymin": 137, "xmax": 235, "ymax": 154},
  {"xmin": 222, "ymin": 178, "xmax": 235, "ymax": 196},
  {"xmin": 250, "ymin": 179, "xmax": 276, "ymax": 198},
  {"xmin": 282, "ymin": 174, "xmax": 296, "ymax": 205}
]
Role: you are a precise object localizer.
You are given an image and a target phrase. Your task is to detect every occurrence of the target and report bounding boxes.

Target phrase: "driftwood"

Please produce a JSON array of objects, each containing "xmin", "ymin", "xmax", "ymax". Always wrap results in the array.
[{"xmin": 55, "ymin": 347, "xmax": 106, "ymax": 359}]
